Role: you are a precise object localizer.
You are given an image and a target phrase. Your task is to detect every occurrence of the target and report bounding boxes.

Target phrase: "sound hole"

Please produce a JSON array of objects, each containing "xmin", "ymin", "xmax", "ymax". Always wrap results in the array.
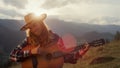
[{"xmin": 46, "ymin": 53, "xmax": 52, "ymax": 60}]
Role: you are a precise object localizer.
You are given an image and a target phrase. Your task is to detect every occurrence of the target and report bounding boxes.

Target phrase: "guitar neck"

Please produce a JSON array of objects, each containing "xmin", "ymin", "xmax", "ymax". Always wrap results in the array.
[
  {"xmin": 72, "ymin": 39, "xmax": 105, "ymax": 53},
  {"xmin": 51, "ymin": 44, "xmax": 85, "ymax": 59},
  {"xmin": 71, "ymin": 43, "xmax": 90, "ymax": 53},
  {"xmin": 45, "ymin": 39, "xmax": 106, "ymax": 60}
]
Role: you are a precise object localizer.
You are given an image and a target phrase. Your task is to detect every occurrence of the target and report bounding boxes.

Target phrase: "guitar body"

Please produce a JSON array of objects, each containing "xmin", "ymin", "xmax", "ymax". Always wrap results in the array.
[
  {"xmin": 21, "ymin": 43, "xmax": 64, "ymax": 68},
  {"xmin": 21, "ymin": 45, "xmax": 35, "ymax": 68},
  {"xmin": 21, "ymin": 36, "xmax": 106, "ymax": 68}
]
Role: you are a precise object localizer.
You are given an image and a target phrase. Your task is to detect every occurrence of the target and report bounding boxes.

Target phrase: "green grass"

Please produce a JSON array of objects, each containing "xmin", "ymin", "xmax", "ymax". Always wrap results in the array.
[{"xmin": 10, "ymin": 41, "xmax": 120, "ymax": 68}]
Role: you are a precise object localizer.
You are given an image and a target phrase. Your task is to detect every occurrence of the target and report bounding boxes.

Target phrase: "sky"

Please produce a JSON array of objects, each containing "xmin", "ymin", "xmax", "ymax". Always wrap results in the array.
[{"xmin": 0, "ymin": 0, "xmax": 120, "ymax": 25}]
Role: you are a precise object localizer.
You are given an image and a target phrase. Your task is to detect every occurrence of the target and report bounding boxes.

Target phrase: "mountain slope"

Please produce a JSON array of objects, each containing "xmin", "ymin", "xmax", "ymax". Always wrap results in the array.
[
  {"xmin": 45, "ymin": 18, "xmax": 120, "ymax": 36},
  {"xmin": 0, "ymin": 19, "xmax": 119, "ymax": 53},
  {"xmin": 63, "ymin": 41, "xmax": 120, "ymax": 68},
  {"xmin": 78, "ymin": 31, "xmax": 114, "ymax": 42},
  {"xmin": 0, "ymin": 19, "xmax": 25, "ymax": 54}
]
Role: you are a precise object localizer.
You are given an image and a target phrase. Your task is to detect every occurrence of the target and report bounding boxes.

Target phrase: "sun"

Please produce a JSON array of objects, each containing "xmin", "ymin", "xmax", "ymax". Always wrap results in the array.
[
  {"xmin": 24, "ymin": 8, "xmax": 48, "ymax": 17},
  {"xmin": 32, "ymin": 9, "xmax": 47, "ymax": 16},
  {"xmin": 34, "ymin": 12, "xmax": 41, "ymax": 16},
  {"xmin": 20, "ymin": 0, "xmax": 58, "ymax": 18},
  {"xmin": 23, "ymin": 0, "xmax": 49, "ymax": 16}
]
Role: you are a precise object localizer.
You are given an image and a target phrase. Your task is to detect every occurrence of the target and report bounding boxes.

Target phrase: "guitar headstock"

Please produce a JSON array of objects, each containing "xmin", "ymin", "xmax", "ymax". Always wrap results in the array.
[{"xmin": 89, "ymin": 39, "xmax": 107, "ymax": 47}]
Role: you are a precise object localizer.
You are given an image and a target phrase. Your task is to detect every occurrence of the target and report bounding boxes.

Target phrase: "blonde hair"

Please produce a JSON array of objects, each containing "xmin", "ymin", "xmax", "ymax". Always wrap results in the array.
[{"xmin": 26, "ymin": 21, "xmax": 50, "ymax": 47}]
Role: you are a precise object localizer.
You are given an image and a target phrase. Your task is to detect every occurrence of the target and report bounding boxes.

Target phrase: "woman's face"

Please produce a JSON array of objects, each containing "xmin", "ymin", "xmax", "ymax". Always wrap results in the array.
[{"xmin": 29, "ymin": 22, "xmax": 43, "ymax": 36}]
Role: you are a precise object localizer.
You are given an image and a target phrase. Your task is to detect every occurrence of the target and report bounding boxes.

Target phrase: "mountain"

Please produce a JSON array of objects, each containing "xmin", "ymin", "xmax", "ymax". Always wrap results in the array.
[
  {"xmin": 0, "ymin": 18, "xmax": 119, "ymax": 67},
  {"xmin": 0, "ymin": 19, "xmax": 25, "ymax": 54},
  {"xmin": 45, "ymin": 18, "xmax": 116, "ymax": 42},
  {"xmin": 0, "ymin": 19, "xmax": 24, "ymax": 31},
  {"xmin": 45, "ymin": 18, "xmax": 120, "ymax": 36},
  {"xmin": 0, "ymin": 18, "xmax": 119, "ymax": 53},
  {"xmin": 78, "ymin": 31, "xmax": 114, "ymax": 43}
]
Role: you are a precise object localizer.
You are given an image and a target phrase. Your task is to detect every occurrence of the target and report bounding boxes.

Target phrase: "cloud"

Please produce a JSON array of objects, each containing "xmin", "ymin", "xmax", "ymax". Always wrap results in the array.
[
  {"xmin": 3, "ymin": 0, "xmax": 28, "ymax": 9},
  {"xmin": 0, "ymin": 0, "xmax": 24, "ymax": 19},
  {"xmin": 41, "ymin": 0, "xmax": 82, "ymax": 9},
  {"xmin": 89, "ymin": 16, "xmax": 120, "ymax": 25},
  {"xmin": 0, "ymin": 8, "xmax": 23, "ymax": 19},
  {"xmin": 92, "ymin": 0, "xmax": 120, "ymax": 5},
  {"xmin": 41, "ymin": 0, "xmax": 119, "ymax": 9},
  {"xmin": 0, "ymin": 0, "xmax": 120, "ymax": 25},
  {"xmin": 40, "ymin": 0, "xmax": 120, "ymax": 25}
]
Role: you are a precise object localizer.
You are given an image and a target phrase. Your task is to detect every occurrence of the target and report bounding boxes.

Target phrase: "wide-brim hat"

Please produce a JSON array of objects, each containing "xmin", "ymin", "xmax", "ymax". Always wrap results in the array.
[{"xmin": 20, "ymin": 13, "xmax": 47, "ymax": 31}]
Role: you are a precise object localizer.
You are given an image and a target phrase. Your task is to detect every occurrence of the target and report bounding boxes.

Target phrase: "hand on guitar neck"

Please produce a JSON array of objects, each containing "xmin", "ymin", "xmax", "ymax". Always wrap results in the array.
[
  {"xmin": 84, "ymin": 42, "xmax": 90, "ymax": 48},
  {"xmin": 79, "ymin": 42, "xmax": 90, "ymax": 56}
]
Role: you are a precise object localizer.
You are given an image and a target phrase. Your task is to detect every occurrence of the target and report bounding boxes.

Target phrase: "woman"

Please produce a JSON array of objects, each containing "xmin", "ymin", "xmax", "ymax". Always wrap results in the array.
[{"xmin": 10, "ymin": 13, "xmax": 90, "ymax": 68}]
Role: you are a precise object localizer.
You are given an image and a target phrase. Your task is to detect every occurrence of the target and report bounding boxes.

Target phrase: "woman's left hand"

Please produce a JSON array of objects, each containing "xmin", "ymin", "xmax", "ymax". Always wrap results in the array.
[{"xmin": 84, "ymin": 42, "xmax": 90, "ymax": 48}]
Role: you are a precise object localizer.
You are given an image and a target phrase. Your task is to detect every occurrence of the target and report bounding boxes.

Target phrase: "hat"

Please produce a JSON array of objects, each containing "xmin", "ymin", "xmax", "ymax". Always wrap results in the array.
[{"xmin": 20, "ymin": 13, "xmax": 47, "ymax": 31}]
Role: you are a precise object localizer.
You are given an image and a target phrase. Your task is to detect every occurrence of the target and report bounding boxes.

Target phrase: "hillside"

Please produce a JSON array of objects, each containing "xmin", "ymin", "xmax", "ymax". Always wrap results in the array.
[
  {"xmin": 78, "ymin": 31, "xmax": 114, "ymax": 42},
  {"xmin": 63, "ymin": 41, "xmax": 120, "ymax": 68},
  {"xmin": 45, "ymin": 18, "xmax": 120, "ymax": 36},
  {"xmin": 0, "ymin": 19, "xmax": 116, "ymax": 54},
  {"xmin": 0, "ymin": 19, "xmax": 25, "ymax": 54}
]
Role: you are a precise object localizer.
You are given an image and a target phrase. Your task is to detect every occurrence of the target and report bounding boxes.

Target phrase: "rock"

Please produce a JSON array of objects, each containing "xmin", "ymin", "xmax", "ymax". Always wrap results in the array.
[{"xmin": 90, "ymin": 56, "xmax": 115, "ymax": 65}]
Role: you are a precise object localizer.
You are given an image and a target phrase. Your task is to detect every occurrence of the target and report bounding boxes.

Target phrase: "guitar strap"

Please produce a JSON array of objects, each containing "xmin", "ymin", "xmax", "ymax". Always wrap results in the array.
[
  {"xmin": 31, "ymin": 33, "xmax": 59, "ymax": 68},
  {"xmin": 30, "ymin": 33, "xmax": 61, "ymax": 67},
  {"xmin": 31, "ymin": 56, "xmax": 38, "ymax": 68}
]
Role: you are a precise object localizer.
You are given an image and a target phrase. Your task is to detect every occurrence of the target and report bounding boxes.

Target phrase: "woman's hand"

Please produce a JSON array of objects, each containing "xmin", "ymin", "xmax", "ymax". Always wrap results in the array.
[
  {"xmin": 9, "ymin": 57, "xmax": 17, "ymax": 62},
  {"xmin": 84, "ymin": 42, "xmax": 90, "ymax": 48},
  {"xmin": 77, "ymin": 42, "xmax": 90, "ymax": 56},
  {"xmin": 31, "ymin": 45, "xmax": 40, "ymax": 55}
]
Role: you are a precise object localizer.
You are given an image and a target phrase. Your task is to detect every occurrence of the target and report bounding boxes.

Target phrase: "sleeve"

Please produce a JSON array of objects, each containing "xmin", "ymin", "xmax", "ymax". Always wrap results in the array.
[
  {"xmin": 64, "ymin": 48, "xmax": 89, "ymax": 64},
  {"xmin": 9, "ymin": 38, "xmax": 31, "ymax": 62},
  {"xmin": 64, "ymin": 45, "xmax": 90, "ymax": 64},
  {"xmin": 79, "ymin": 46, "xmax": 90, "ymax": 56},
  {"xmin": 57, "ymin": 35, "xmax": 90, "ymax": 64},
  {"xmin": 64, "ymin": 53, "xmax": 78, "ymax": 64},
  {"xmin": 57, "ymin": 37, "xmax": 77, "ymax": 64}
]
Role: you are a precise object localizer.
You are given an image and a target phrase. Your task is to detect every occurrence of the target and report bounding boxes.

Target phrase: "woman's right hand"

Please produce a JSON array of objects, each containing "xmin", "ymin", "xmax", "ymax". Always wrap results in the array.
[{"xmin": 31, "ymin": 45, "xmax": 40, "ymax": 55}]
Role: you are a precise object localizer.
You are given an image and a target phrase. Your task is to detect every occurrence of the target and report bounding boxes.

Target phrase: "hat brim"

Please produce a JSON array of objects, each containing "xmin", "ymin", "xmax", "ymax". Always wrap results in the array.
[
  {"xmin": 21, "ymin": 13, "xmax": 47, "ymax": 31},
  {"xmin": 20, "ymin": 23, "xmax": 31, "ymax": 31},
  {"xmin": 20, "ymin": 19, "xmax": 43, "ymax": 31}
]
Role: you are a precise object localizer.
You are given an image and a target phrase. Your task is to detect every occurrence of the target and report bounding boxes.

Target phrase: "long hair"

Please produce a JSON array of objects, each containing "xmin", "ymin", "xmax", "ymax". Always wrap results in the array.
[{"xmin": 26, "ymin": 20, "xmax": 50, "ymax": 47}]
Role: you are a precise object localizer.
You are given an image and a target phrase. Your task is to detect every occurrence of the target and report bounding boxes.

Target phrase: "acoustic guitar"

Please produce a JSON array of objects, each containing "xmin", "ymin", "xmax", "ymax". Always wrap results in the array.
[
  {"xmin": 21, "ymin": 36, "xmax": 64, "ymax": 68},
  {"xmin": 21, "ymin": 38, "xmax": 106, "ymax": 68}
]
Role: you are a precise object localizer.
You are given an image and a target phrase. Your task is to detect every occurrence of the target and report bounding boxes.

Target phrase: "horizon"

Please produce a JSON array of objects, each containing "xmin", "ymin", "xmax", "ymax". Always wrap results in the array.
[{"xmin": 0, "ymin": 18, "xmax": 120, "ymax": 26}]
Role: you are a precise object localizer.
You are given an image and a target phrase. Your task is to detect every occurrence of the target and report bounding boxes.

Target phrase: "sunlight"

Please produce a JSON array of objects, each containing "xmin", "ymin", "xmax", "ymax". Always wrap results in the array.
[
  {"xmin": 32, "ymin": 9, "xmax": 47, "ymax": 16},
  {"xmin": 23, "ymin": 0, "xmax": 49, "ymax": 16},
  {"xmin": 19, "ymin": 0, "xmax": 57, "ymax": 19},
  {"xmin": 34, "ymin": 12, "xmax": 41, "ymax": 16}
]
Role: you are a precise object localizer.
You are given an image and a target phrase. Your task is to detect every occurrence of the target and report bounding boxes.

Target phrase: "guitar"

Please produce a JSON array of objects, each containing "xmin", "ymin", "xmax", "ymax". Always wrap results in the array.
[
  {"xmin": 21, "ymin": 38, "xmax": 106, "ymax": 68},
  {"xmin": 21, "ymin": 37, "xmax": 64, "ymax": 68},
  {"xmin": 42, "ymin": 38, "xmax": 107, "ymax": 60}
]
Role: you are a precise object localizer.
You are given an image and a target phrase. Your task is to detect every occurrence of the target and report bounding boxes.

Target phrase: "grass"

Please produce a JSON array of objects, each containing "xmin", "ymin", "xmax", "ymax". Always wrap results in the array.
[
  {"xmin": 10, "ymin": 41, "xmax": 120, "ymax": 68},
  {"xmin": 63, "ymin": 41, "xmax": 120, "ymax": 68}
]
